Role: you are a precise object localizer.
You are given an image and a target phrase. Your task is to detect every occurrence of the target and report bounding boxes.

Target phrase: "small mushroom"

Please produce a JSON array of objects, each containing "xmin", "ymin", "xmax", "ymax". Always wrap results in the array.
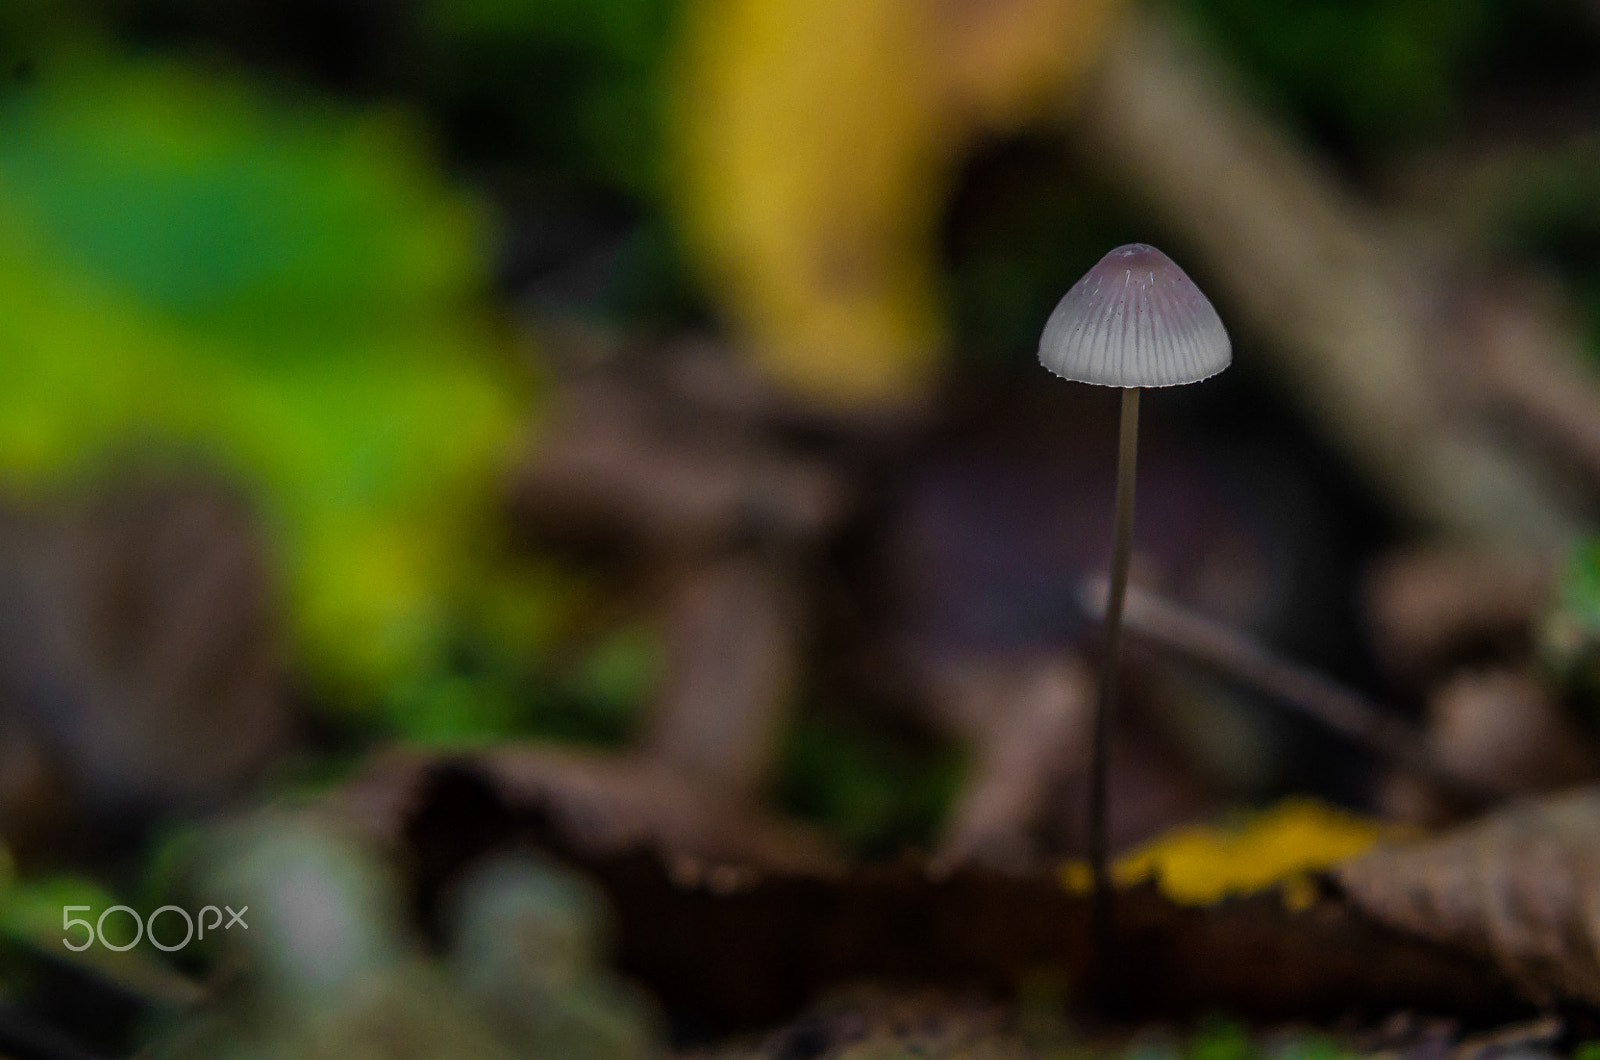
[{"xmin": 1038, "ymin": 243, "xmax": 1230, "ymax": 967}]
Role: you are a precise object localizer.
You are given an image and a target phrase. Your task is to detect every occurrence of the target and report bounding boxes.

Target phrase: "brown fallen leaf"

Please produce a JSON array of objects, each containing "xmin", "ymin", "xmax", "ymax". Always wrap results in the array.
[
  {"xmin": 1336, "ymin": 785, "xmax": 1600, "ymax": 1007},
  {"xmin": 338, "ymin": 744, "xmax": 842, "ymax": 879},
  {"xmin": 1365, "ymin": 548, "xmax": 1552, "ymax": 681},
  {"xmin": 1427, "ymin": 670, "xmax": 1599, "ymax": 797}
]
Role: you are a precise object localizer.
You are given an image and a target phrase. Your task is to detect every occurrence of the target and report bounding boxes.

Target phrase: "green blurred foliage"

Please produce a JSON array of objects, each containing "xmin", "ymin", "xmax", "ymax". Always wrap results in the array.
[
  {"xmin": 0, "ymin": 864, "xmax": 204, "ymax": 1013},
  {"xmin": 385, "ymin": 607, "xmax": 660, "ymax": 747},
  {"xmin": 0, "ymin": 870, "xmax": 118, "ymax": 951},
  {"xmin": 1186, "ymin": 1018, "xmax": 1255, "ymax": 1060},
  {"xmin": 1179, "ymin": 0, "xmax": 1494, "ymax": 147},
  {"xmin": 419, "ymin": 0, "xmax": 680, "ymax": 198},
  {"xmin": 1260, "ymin": 1032, "xmax": 1349, "ymax": 1060},
  {"xmin": 1544, "ymin": 538, "xmax": 1600, "ymax": 716},
  {"xmin": 0, "ymin": 48, "xmax": 662, "ymax": 734},
  {"xmin": 777, "ymin": 709, "xmax": 967, "ymax": 859},
  {"xmin": 1468, "ymin": 137, "xmax": 1600, "ymax": 362}
]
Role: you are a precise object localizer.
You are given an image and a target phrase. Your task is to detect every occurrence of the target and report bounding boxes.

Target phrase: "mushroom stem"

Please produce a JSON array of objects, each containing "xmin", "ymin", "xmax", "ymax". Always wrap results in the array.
[{"xmin": 1091, "ymin": 385, "xmax": 1139, "ymax": 979}]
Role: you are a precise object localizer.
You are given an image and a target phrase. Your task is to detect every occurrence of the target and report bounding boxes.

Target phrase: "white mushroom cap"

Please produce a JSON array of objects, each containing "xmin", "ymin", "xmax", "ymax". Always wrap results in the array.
[{"xmin": 1039, "ymin": 243, "xmax": 1230, "ymax": 388}]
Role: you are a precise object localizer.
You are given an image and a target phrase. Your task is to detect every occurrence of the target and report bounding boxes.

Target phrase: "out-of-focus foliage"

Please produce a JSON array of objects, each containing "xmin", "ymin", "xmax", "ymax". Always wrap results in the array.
[
  {"xmin": 1179, "ymin": 0, "xmax": 1492, "ymax": 145},
  {"xmin": 1457, "ymin": 137, "xmax": 1600, "ymax": 362},
  {"xmin": 1543, "ymin": 537, "xmax": 1600, "ymax": 712},
  {"xmin": 669, "ymin": 0, "xmax": 1123, "ymax": 405},
  {"xmin": 0, "ymin": 51, "xmax": 532, "ymax": 715},
  {"xmin": 1186, "ymin": 1018, "xmax": 1255, "ymax": 1060},
  {"xmin": 945, "ymin": 141, "xmax": 1150, "ymax": 369},
  {"xmin": 417, "ymin": 0, "xmax": 680, "ymax": 197},
  {"xmin": 148, "ymin": 815, "xmax": 659, "ymax": 1060},
  {"xmin": 387, "ymin": 606, "xmax": 661, "ymax": 746},
  {"xmin": 0, "ymin": 858, "xmax": 204, "ymax": 1007},
  {"xmin": 1180, "ymin": 0, "xmax": 1600, "ymax": 152},
  {"xmin": 89, "ymin": 0, "xmax": 682, "ymax": 203},
  {"xmin": 1178, "ymin": 1019, "xmax": 1354, "ymax": 1060},
  {"xmin": 450, "ymin": 853, "xmax": 661, "ymax": 1060},
  {"xmin": 777, "ymin": 709, "xmax": 967, "ymax": 858},
  {"xmin": 1060, "ymin": 798, "xmax": 1393, "ymax": 906},
  {"xmin": 1132, "ymin": 1020, "xmax": 1358, "ymax": 1060}
]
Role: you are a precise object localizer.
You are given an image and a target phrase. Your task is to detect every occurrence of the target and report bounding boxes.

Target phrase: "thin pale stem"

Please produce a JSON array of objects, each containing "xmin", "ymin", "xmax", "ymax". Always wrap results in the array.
[{"xmin": 1091, "ymin": 386, "xmax": 1139, "ymax": 990}]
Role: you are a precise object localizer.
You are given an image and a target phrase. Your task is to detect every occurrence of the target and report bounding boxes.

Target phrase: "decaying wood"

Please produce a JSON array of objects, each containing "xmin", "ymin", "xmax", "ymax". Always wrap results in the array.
[
  {"xmin": 1074, "ymin": 9, "xmax": 1589, "ymax": 550},
  {"xmin": 1337, "ymin": 785, "xmax": 1600, "ymax": 1008},
  {"xmin": 685, "ymin": 988, "xmax": 1024, "ymax": 1060}
]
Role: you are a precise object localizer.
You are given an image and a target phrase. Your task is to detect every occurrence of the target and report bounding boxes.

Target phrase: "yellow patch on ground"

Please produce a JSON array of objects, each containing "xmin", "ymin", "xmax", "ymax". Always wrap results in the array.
[{"xmin": 1059, "ymin": 798, "xmax": 1402, "ymax": 906}]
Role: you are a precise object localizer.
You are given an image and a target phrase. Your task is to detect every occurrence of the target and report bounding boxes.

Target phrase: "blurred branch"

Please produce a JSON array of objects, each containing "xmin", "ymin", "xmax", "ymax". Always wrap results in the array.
[
  {"xmin": 932, "ymin": 655, "xmax": 1095, "ymax": 874},
  {"xmin": 1073, "ymin": 8, "xmax": 1594, "ymax": 550},
  {"xmin": 510, "ymin": 353, "xmax": 849, "ymax": 555},
  {"xmin": 646, "ymin": 553, "xmax": 802, "ymax": 798},
  {"xmin": 1470, "ymin": 285, "xmax": 1600, "ymax": 485},
  {"xmin": 1080, "ymin": 576, "xmax": 1502, "ymax": 807}
]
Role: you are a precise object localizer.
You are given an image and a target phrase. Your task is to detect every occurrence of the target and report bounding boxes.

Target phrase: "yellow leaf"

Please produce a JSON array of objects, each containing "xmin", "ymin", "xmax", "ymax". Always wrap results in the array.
[
  {"xmin": 669, "ymin": 0, "xmax": 1124, "ymax": 406},
  {"xmin": 1059, "ymin": 798, "xmax": 1402, "ymax": 907}
]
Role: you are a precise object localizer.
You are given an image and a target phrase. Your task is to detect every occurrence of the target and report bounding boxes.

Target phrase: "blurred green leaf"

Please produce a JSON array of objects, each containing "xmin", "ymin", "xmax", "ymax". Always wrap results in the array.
[
  {"xmin": 777, "ymin": 709, "xmax": 966, "ymax": 859},
  {"xmin": 382, "ymin": 616, "xmax": 662, "ymax": 747},
  {"xmin": 0, "ymin": 53, "xmax": 537, "ymax": 714}
]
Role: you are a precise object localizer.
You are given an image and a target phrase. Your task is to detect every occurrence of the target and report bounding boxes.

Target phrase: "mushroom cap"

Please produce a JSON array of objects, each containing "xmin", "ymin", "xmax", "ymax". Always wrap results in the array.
[{"xmin": 1039, "ymin": 243, "xmax": 1230, "ymax": 388}]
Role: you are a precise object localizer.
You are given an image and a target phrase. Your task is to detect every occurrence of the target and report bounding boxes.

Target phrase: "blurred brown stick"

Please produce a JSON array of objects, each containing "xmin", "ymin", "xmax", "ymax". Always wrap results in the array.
[
  {"xmin": 1073, "ymin": 9, "xmax": 1589, "ymax": 550},
  {"xmin": 1080, "ymin": 576, "xmax": 1503, "ymax": 806},
  {"xmin": 932, "ymin": 655, "xmax": 1095, "ymax": 874},
  {"xmin": 647, "ymin": 553, "xmax": 802, "ymax": 798}
]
